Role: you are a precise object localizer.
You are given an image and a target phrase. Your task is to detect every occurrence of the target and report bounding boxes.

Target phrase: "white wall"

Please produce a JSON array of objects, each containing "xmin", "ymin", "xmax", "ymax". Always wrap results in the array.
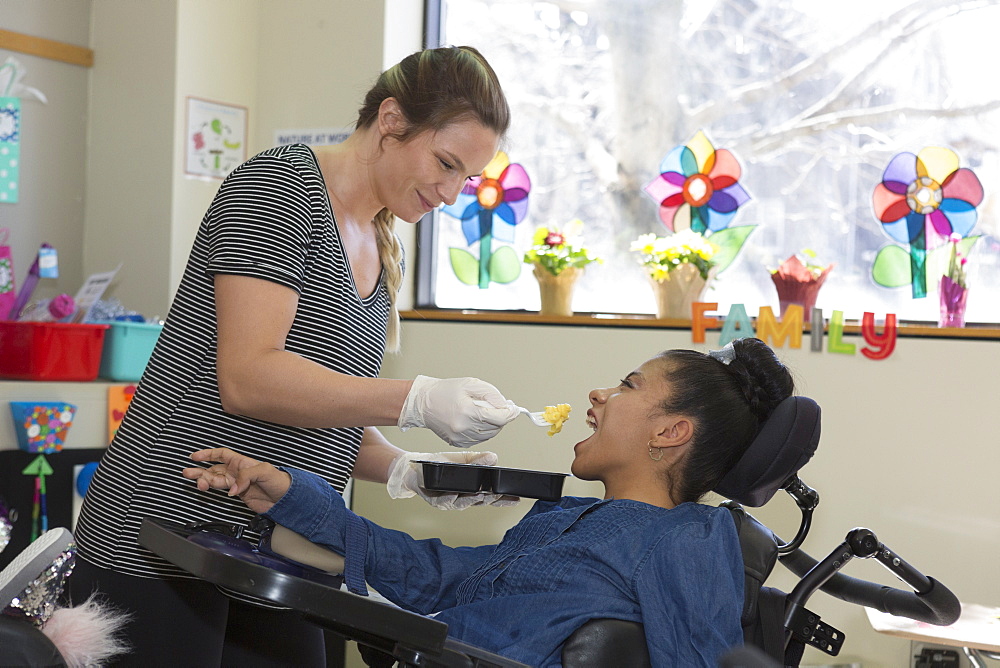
[
  {"xmin": 362, "ymin": 321, "xmax": 1000, "ymax": 667},
  {"xmin": 85, "ymin": 0, "xmax": 177, "ymax": 319},
  {"xmin": 0, "ymin": 1, "xmax": 92, "ymax": 306},
  {"xmin": 255, "ymin": 1, "xmax": 384, "ymax": 149}
]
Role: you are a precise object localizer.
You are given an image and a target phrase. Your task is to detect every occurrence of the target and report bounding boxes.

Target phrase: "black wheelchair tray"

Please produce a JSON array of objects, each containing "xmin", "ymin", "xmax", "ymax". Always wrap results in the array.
[{"xmin": 138, "ymin": 517, "xmax": 528, "ymax": 668}]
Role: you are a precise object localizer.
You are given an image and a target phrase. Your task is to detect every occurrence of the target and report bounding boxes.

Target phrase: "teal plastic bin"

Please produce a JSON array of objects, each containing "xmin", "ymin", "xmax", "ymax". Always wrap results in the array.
[{"xmin": 98, "ymin": 321, "xmax": 163, "ymax": 381}]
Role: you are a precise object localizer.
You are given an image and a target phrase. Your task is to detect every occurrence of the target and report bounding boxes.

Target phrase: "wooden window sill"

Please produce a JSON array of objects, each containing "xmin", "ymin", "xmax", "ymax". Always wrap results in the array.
[{"xmin": 400, "ymin": 309, "xmax": 1000, "ymax": 339}]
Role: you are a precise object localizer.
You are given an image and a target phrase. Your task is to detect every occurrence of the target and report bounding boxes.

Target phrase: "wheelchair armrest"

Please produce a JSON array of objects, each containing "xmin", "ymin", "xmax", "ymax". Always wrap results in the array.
[{"xmin": 561, "ymin": 618, "xmax": 651, "ymax": 668}]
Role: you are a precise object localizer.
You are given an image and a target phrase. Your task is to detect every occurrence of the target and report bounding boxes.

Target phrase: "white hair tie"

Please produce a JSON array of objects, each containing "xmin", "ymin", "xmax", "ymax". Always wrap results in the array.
[{"xmin": 708, "ymin": 342, "xmax": 736, "ymax": 365}]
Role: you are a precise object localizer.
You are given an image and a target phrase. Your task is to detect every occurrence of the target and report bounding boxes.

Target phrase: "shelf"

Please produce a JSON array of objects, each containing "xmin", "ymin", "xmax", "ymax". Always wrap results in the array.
[
  {"xmin": 0, "ymin": 29, "xmax": 94, "ymax": 68},
  {"xmin": 400, "ymin": 309, "xmax": 1000, "ymax": 339}
]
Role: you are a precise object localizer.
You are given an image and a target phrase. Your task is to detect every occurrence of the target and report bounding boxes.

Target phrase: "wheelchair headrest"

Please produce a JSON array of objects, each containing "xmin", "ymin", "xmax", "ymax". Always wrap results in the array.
[{"xmin": 713, "ymin": 396, "xmax": 820, "ymax": 507}]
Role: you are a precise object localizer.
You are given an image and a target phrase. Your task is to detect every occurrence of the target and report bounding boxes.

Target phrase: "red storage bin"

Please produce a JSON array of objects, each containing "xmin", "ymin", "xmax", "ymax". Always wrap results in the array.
[{"xmin": 0, "ymin": 322, "xmax": 110, "ymax": 381}]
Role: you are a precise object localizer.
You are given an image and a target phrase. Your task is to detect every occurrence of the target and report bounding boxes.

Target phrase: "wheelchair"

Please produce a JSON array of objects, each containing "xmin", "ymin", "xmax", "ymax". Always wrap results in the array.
[
  {"xmin": 3, "ymin": 396, "xmax": 963, "ymax": 667},
  {"xmin": 558, "ymin": 396, "xmax": 961, "ymax": 667}
]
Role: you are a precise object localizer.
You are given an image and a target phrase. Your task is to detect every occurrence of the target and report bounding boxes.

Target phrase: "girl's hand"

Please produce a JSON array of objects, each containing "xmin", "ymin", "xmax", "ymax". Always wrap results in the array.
[{"xmin": 183, "ymin": 447, "xmax": 291, "ymax": 514}]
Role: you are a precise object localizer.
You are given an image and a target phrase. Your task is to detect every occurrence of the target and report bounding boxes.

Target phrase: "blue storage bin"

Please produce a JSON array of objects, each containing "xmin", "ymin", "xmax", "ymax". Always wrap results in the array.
[{"xmin": 97, "ymin": 321, "xmax": 163, "ymax": 381}]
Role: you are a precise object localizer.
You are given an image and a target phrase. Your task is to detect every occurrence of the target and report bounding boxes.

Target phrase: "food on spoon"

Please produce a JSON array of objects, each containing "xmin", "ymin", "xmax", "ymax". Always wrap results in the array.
[{"xmin": 542, "ymin": 404, "xmax": 572, "ymax": 436}]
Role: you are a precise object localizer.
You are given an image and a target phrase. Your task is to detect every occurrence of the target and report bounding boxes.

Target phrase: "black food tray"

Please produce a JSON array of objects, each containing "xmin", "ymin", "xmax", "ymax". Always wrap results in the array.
[{"xmin": 419, "ymin": 462, "xmax": 569, "ymax": 501}]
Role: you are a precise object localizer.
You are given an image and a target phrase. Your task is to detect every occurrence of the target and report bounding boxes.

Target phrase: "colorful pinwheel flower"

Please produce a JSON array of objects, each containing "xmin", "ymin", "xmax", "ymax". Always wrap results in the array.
[
  {"xmin": 871, "ymin": 147, "xmax": 983, "ymax": 298},
  {"xmin": 642, "ymin": 130, "xmax": 754, "ymax": 273},
  {"xmin": 442, "ymin": 151, "xmax": 531, "ymax": 288}
]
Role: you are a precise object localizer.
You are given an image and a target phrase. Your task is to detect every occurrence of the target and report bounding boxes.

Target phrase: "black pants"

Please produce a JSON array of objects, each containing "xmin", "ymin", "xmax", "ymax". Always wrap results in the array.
[{"xmin": 67, "ymin": 557, "xmax": 328, "ymax": 668}]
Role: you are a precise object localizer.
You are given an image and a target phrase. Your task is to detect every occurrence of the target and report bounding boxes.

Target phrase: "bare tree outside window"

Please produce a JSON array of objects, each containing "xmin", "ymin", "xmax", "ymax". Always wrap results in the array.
[{"xmin": 425, "ymin": 0, "xmax": 1000, "ymax": 324}]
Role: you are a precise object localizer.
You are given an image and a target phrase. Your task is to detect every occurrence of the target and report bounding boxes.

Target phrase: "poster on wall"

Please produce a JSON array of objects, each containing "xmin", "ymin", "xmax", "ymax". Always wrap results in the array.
[
  {"xmin": 185, "ymin": 96, "xmax": 247, "ymax": 179},
  {"xmin": 274, "ymin": 126, "xmax": 353, "ymax": 147}
]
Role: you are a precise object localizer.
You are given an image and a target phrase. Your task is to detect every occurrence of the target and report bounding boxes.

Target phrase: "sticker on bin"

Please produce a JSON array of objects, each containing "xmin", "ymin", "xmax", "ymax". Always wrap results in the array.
[{"xmin": 10, "ymin": 401, "xmax": 77, "ymax": 453}]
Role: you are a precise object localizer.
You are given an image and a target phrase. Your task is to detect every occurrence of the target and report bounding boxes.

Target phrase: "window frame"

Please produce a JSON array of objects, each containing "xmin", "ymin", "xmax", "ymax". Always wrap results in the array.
[{"xmin": 414, "ymin": 0, "xmax": 1000, "ymax": 334}]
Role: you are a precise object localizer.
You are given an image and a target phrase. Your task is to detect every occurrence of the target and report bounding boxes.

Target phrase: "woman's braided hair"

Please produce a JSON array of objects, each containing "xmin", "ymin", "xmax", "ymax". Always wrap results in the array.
[
  {"xmin": 657, "ymin": 338, "xmax": 794, "ymax": 503},
  {"xmin": 355, "ymin": 47, "xmax": 510, "ymax": 352}
]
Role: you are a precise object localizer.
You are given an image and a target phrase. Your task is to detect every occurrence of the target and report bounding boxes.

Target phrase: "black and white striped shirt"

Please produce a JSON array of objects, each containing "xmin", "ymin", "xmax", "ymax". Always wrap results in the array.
[{"xmin": 75, "ymin": 144, "xmax": 389, "ymax": 578}]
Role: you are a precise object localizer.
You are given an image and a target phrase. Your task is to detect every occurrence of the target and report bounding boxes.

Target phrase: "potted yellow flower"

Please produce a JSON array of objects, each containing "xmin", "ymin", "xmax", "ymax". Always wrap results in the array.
[
  {"xmin": 524, "ymin": 219, "xmax": 601, "ymax": 316},
  {"xmin": 630, "ymin": 229, "xmax": 718, "ymax": 320}
]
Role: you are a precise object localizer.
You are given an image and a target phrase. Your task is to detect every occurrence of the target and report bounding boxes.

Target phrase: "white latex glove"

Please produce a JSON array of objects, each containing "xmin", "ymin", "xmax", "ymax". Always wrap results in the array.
[
  {"xmin": 397, "ymin": 376, "xmax": 521, "ymax": 448},
  {"xmin": 386, "ymin": 450, "xmax": 520, "ymax": 511}
]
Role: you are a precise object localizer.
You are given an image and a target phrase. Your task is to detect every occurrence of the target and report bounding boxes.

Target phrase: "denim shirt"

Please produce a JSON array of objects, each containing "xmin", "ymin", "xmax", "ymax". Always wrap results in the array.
[{"xmin": 266, "ymin": 468, "xmax": 743, "ymax": 667}]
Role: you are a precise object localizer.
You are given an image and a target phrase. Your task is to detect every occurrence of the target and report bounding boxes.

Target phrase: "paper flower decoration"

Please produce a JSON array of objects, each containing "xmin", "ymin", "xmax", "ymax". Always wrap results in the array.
[
  {"xmin": 523, "ymin": 219, "xmax": 602, "ymax": 277},
  {"xmin": 10, "ymin": 401, "xmax": 77, "ymax": 453},
  {"xmin": 442, "ymin": 151, "xmax": 531, "ymax": 288},
  {"xmin": 871, "ymin": 146, "xmax": 983, "ymax": 298},
  {"xmin": 642, "ymin": 130, "xmax": 754, "ymax": 273}
]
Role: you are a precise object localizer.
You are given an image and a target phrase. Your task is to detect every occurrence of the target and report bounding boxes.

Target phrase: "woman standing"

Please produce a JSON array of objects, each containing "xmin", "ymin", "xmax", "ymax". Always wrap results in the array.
[{"xmin": 71, "ymin": 46, "xmax": 519, "ymax": 665}]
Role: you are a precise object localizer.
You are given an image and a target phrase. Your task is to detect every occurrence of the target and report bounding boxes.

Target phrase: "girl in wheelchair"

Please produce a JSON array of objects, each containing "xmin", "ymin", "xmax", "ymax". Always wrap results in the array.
[{"xmin": 184, "ymin": 337, "xmax": 794, "ymax": 667}]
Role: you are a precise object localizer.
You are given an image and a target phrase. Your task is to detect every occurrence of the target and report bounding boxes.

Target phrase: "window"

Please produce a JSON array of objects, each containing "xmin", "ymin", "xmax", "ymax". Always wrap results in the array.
[{"xmin": 419, "ymin": 0, "xmax": 1000, "ymax": 324}]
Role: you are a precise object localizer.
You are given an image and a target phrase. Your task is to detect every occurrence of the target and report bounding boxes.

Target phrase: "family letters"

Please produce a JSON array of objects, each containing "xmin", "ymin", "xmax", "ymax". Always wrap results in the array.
[{"xmin": 690, "ymin": 303, "xmax": 898, "ymax": 360}]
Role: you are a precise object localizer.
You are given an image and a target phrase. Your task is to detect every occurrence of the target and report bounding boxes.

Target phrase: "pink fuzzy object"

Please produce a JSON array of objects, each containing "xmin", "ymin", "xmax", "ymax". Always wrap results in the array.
[{"xmin": 41, "ymin": 594, "xmax": 131, "ymax": 667}]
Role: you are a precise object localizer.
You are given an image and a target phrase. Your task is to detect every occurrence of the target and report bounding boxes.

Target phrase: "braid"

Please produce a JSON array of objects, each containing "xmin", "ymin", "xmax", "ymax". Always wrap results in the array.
[
  {"xmin": 724, "ymin": 358, "xmax": 771, "ymax": 424},
  {"xmin": 726, "ymin": 338, "xmax": 790, "ymax": 424},
  {"xmin": 373, "ymin": 208, "xmax": 403, "ymax": 353}
]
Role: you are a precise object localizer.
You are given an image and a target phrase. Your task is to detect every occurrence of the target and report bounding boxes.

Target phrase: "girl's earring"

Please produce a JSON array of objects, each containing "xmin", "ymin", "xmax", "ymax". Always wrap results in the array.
[{"xmin": 647, "ymin": 440, "xmax": 664, "ymax": 462}]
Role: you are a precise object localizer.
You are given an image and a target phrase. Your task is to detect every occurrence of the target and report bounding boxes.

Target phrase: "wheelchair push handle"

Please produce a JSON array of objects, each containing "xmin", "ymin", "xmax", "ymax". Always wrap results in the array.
[{"xmin": 780, "ymin": 527, "xmax": 961, "ymax": 627}]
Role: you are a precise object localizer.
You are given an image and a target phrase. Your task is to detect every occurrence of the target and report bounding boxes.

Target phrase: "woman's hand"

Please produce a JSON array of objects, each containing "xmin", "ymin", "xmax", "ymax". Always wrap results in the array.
[
  {"xmin": 385, "ymin": 450, "xmax": 520, "ymax": 510},
  {"xmin": 397, "ymin": 376, "xmax": 521, "ymax": 447},
  {"xmin": 183, "ymin": 447, "xmax": 291, "ymax": 515}
]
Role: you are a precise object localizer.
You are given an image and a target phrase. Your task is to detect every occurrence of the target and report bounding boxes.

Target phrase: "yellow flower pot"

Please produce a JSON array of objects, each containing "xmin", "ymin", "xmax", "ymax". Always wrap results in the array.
[
  {"xmin": 649, "ymin": 263, "xmax": 709, "ymax": 320},
  {"xmin": 534, "ymin": 265, "xmax": 581, "ymax": 317}
]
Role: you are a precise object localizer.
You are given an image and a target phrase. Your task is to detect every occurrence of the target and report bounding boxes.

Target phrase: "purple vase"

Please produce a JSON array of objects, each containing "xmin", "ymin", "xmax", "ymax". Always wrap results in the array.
[{"xmin": 938, "ymin": 276, "xmax": 968, "ymax": 328}]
